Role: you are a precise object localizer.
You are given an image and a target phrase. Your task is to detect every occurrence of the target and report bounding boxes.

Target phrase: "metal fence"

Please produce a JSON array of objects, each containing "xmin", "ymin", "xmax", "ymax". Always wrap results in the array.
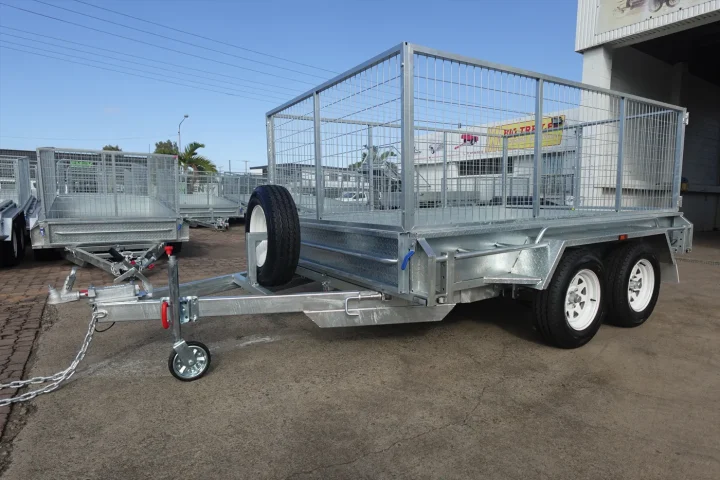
[
  {"xmin": 36, "ymin": 148, "xmax": 179, "ymax": 220},
  {"xmin": 177, "ymin": 171, "xmax": 268, "ymax": 221},
  {"xmin": 220, "ymin": 173, "xmax": 269, "ymax": 205},
  {"xmin": 266, "ymin": 43, "xmax": 685, "ymax": 230},
  {"xmin": 0, "ymin": 155, "xmax": 32, "ymax": 209}
]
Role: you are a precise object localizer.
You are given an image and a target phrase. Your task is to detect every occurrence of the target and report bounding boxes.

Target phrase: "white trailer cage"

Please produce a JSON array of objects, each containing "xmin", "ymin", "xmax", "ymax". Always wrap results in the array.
[{"xmin": 20, "ymin": 44, "xmax": 693, "ymax": 389}]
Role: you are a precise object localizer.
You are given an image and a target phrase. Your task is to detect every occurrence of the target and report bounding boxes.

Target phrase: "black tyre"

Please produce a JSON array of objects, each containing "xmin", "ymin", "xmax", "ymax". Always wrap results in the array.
[
  {"xmin": 14, "ymin": 219, "xmax": 26, "ymax": 260},
  {"xmin": 534, "ymin": 249, "xmax": 606, "ymax": 349},
  {"xmin": 605, "ymin": 242, "xmax": 660, "ymax": 328},
  {"xmin": 168, "ymin": 341, "xmax": 211, "ymax": 382},
  {"xmin": 0, "ymin": 220, "xmax": 22, "ymax": 267},
  {"xmin": 245, "ymin": 185, "xmax": 300, "ymax": 287}
]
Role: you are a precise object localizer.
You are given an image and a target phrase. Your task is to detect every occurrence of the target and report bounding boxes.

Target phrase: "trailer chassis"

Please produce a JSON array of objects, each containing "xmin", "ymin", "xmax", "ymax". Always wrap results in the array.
[{"xmin": 45, "ymin": 211, "xmax": 693, "ymax": 381}]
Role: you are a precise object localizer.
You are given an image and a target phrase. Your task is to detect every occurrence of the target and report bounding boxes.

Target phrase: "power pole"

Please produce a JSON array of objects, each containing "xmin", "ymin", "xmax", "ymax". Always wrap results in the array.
[{"xmin": 228, "ymin": 160, "xmax": 231, "ymax": 173}]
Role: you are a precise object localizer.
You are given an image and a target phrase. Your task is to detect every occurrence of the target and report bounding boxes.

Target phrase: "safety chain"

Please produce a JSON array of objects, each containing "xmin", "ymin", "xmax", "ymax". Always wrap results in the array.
[{"xmin": 0, "ymin": 310, "xmax": 106, "ymax": 406}]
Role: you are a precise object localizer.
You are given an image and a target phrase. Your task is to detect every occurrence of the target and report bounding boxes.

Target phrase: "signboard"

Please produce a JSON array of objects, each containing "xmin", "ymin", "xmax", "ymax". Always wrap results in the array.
[
  {"xmin": 70, "ymin": 160, "xmax": 93, "ymax": 167},
  {"xmin": 486, "ymin": 115, "xmax": 566, "ymax": 153},
  {"xmin": 596, "ymin": 0, "xmax": 709, "ymax": 34}
]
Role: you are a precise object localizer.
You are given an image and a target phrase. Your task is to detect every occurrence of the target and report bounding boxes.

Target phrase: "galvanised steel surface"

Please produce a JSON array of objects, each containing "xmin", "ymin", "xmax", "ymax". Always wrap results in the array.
[
  {"xmin": 0, "ymin": 155, "xmax": 32, "ymax": 210},
  {"xmin": 178, "ymin": 170, "xmax": 244, "ymax": 222},
  {"xmin": 263, "ymin": 43, "xmax": 692, "ymax": 299},
  {"xmin": 266, "ymin": 42, "xmax": 685, "ymax": 230},
  {"xmin": 33, "ymin": 148, "xmax": 188, "ymax": 248}
]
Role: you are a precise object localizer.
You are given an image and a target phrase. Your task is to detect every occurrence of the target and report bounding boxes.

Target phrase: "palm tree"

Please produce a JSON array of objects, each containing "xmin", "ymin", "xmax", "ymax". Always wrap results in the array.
[
  {"xmin": 177, "ymin": 142, "xmax": 216, "ymax": 193},
  {"xmin": 178, "ymin": 142, "xmax": 216, "ymax": 172},
  {"xmin": 358, "ymin": 147, "xmax": 399, "ymax": 180}
]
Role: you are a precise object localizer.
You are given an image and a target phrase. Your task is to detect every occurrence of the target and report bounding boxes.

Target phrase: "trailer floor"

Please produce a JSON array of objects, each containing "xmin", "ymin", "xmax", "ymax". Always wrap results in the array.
[{"xmin": 1, "ymin": 229, "xmax": 719, "ymax": 480}]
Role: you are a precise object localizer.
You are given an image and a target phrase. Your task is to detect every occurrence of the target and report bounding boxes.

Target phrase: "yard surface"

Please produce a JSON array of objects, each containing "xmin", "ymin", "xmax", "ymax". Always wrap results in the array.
[{"xmin": 0, "ymin": 228, "xmax": 718, "ymax": 479}]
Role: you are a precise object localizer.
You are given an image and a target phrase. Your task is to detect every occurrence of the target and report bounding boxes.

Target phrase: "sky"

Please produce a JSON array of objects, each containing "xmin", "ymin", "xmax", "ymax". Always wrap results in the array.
[{"xmin": 0, "ymin": 0, "xmax": 582, "ymax": 171}]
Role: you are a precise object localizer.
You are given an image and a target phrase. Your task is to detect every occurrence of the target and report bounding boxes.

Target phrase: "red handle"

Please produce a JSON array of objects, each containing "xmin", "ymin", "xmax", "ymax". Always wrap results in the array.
[
  {"xmin": 161, "ymin": 301, "xmax": 170, "ymax": 329},
  {"xmin": 164, "ymin": 245, "xmax": 174, "ymax": 257}
]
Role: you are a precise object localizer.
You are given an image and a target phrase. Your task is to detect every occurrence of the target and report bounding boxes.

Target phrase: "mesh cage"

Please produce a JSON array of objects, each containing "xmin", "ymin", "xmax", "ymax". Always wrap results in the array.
[
  {"xmin": 0, "ymin": 155, "xmax": 31, "ymax": 208},
  {"xmin": 37, "ymin": 148, "xmax": 179, "ymax": 220},
  {"xmin": 266, "ymin": 44, "xmax": 684, "ymax": 230}
]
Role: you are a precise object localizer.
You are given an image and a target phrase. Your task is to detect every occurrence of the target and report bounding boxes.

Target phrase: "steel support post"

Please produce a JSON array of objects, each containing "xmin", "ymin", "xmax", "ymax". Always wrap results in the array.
[
  {"xmin": 615, "ymin": 98, "xmax": 626, "ymax": 212},
  {"xmin": 313, "ymin": 92, "xmax": 324, "ymax": 219},
  {"xmin": 167, "ymin": 254, "xmax": 182, "ymax": 342},
  {"xmin": 502, "ymin": 136, "xmax": 508, "ymax": 208},
  {"xmin": 400, "ymin": 42, "xmax": 416, "ymax": 231},
  {"xmin": 368, "ymin": 126, "xmax": 374, "ymax": 211},
  {"xmin": 573, "ymin": 127, "xmax": 583, "ymax": 209},
  {"xmin": 442, "ymin": 132, "xmax": 448, "ymax": 208},
  {"xmin": 266, "ymin": 115, "xmax": 275, "ymax": 184},
  {"xmin": 533, "ymin": 79, "xmax": 543, "ymax": 218},
  {"xmin": 672, "ymin": 110, "xmax": 686, "ymax": 209},
  {"xmin": 111, "ymin": 153, "xmax": 119, "ymax": 216}
]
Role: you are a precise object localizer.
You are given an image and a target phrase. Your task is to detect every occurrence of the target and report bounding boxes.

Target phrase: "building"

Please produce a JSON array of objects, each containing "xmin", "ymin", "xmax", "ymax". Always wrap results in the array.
[{"xmin": 577, "ymin": 0, "xmax": 720, "ymax": 230}]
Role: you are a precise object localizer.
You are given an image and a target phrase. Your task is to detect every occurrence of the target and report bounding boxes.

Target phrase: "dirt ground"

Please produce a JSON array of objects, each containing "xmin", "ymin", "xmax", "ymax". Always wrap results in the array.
[{"xmin": 0, "ymin": 228, "xmax": 718, "ymax": 480}]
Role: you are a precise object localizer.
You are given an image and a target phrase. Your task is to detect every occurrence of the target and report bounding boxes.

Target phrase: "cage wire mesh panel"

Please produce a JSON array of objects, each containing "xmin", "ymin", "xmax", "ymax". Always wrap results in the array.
[
  {"xmin": 621, "ymin": 100, "xmax": 677, "ymax": 211},
  {"xmin": 221, "ymin": 173, "xmax": 268, "ymax": 205},
  {"xmin": 271, "ymin": 97, "xmax": 317, "ymax": 216},
  {"xmin": 0, "ymin": 155, "xmax": 31, "ymax": 207},
  {"xmin": 316, "ymin": 53, "xmax": 403, "ymax": 225},
  {"xmin": 410, "ymin": 49, "xmax": 680, "ymax": 227},
  {"xmin": 267, "ymin": 44, "xmax": 683, "ymax": 230},
  {"xmin": 178, "ymin": 170, "xmax": 244, "ymax": 219},
  {"xmin": 412, "ymin": 54, "xmax": 540, "ymax": 226},
  {"xmin": 37, "ymin": 148, "xmax": 178, "ymax": 220}
]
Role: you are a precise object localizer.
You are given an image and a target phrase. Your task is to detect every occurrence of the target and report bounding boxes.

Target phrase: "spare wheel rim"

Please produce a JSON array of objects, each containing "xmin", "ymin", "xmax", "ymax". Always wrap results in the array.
[
  {"xmin": 627, "ymin": 259, "xmax": 655, "ymax": 312},
  {"xmin": 249, "ymin": 205, "xmax": 268, "ymax": 267},
  {"xmin": 564, "ymin": 269, "xmax": 601, "ymax": 331}
]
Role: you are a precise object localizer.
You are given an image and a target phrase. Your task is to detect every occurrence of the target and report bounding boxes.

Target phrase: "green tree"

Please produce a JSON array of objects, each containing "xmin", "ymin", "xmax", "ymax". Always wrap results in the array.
[
  {"xmin": 178, "ymin": 142, "xmax": 216, "ymax": 172},
  {"xmin": 102, "ymin": 144, "xmax": 122, "ymax": 151},
  {"xmin": 153, "ymin": 140, "xmax": 216, "ymax": 172},
  {"xmin": 154, "ymin": 140, "xmax": 178, "ymax": 155}
]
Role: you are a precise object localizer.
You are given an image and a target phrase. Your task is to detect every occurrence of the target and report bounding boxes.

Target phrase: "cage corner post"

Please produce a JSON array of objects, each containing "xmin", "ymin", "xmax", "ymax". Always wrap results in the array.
[
  {"xmin": 672, "ymin": 108, "xmax": 686, "ymax": 210},
  {"xmin": 615, "ymin": 97, "xmax": 626, "ymax": 212},
  {"xmin": 266, "ymin": 114, "xmax": 275, "ymax": 184},
  {"xmin": 533, "ymin": 79, "xmax": 544, "ymax": 218},
  {"xmin": 313, "ymin": 91, "xmax": 324, "ymax": 220},
  {"xmin": 400, "ymin": 42, "xmax": 416, "ymax": 231}
]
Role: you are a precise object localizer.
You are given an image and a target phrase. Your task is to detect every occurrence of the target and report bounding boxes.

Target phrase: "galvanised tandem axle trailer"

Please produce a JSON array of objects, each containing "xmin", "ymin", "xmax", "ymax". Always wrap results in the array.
[{"xmin": 45, "ymin": 43, "xmax": 692, "ymax": 382}]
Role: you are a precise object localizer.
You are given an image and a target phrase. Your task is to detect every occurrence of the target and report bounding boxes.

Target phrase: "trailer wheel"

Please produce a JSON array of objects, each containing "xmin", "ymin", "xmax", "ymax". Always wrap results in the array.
[
  {"xmin": 0, "ymin": 221, "xmax": 22, "ymax": 267},
  {"xmin": 245, "ymin": 185, "xmax": 300, "ymax": 286},
  {"xmin": 533, "ymin": 249, "xmax": 605, "ymax": 349},
  {"xmin": 168, "ymin": 341, "xmax": 211, "ymax": 381},
  {"xmin": 605, "ymin": 243, "xmax": 660, "ymax": 328}
]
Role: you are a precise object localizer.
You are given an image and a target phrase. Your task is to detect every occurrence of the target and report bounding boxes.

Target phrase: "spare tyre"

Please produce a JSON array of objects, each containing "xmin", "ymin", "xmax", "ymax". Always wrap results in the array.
[{"xmin": 245, "ymin": 185, "xmax": 300, "ymax": 286}]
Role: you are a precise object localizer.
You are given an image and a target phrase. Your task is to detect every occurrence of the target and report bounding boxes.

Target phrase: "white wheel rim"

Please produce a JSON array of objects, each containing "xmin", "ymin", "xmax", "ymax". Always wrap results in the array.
[
  {"xmin": 249, "ymin": 205, "xmax": 268, "ymax": 268},
  {"xmin": 565, "ymin": 269, "xmax": 601, "ymax": 331},
  {"xmin": 627, "ymin": 259, "xmax": 655, "ymax": 312}
]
